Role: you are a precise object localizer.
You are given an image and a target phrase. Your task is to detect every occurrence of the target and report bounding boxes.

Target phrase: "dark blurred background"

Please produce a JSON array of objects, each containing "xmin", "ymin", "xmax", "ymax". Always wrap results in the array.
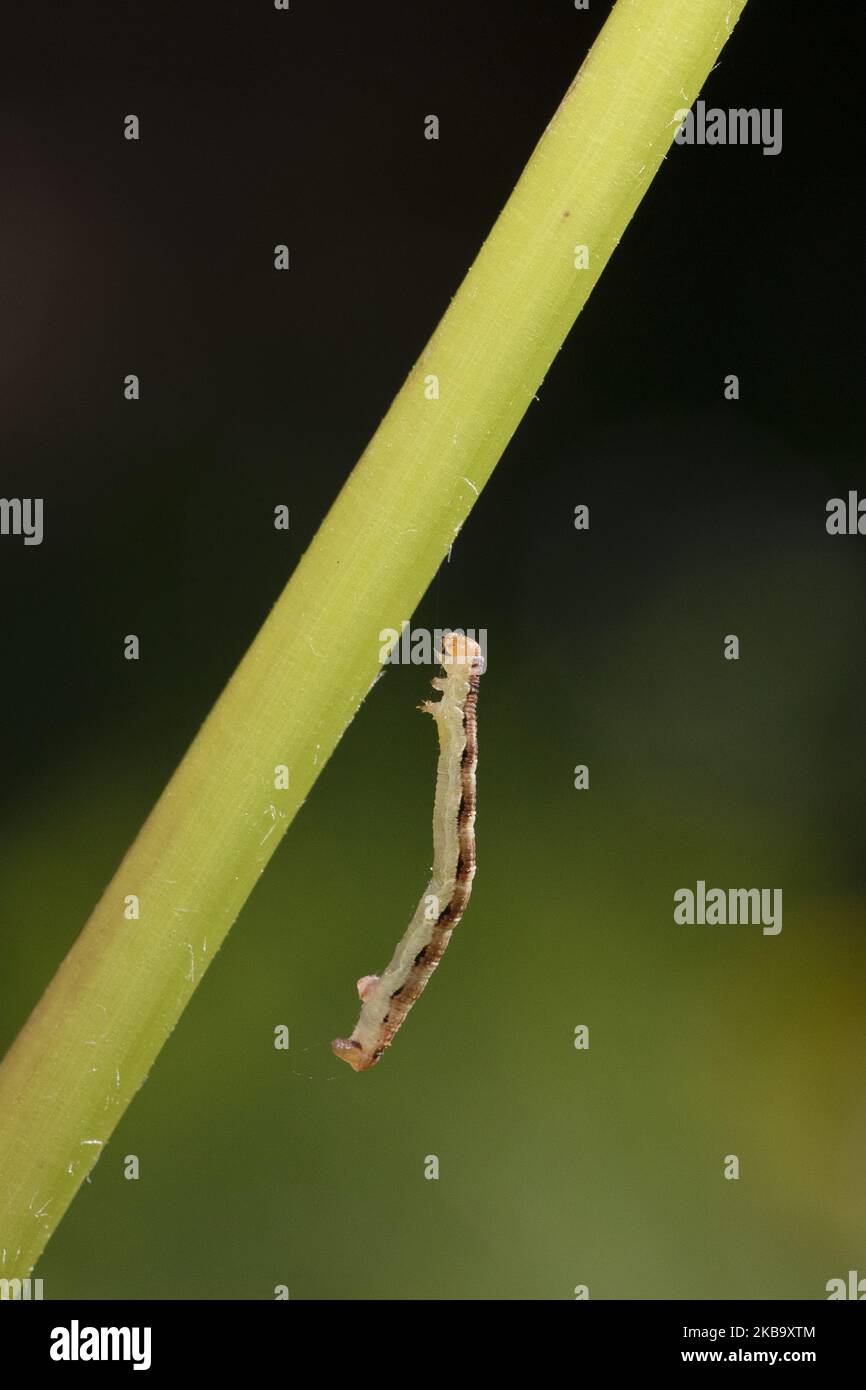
[{"xmin": 1, "ymin": 1, "xmax": 863, "ymax": 1299}]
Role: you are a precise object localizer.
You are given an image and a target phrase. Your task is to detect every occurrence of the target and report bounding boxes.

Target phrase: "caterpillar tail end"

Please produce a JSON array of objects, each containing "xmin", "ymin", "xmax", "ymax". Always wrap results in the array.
[
  {"xmin": 331, "ymin": 1037, "xmax": 380, "ymax": 1072},
  {"xmin": 331, "ymin": 975, "xmax": 383, "ymax": 1070}
]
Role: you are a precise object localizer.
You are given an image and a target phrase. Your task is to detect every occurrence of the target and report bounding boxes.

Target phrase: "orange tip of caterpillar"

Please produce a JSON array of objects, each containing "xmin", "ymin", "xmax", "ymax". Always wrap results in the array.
[
  {"xmin": 331, "ymin": 1037, "xmax": 378, "ymax": 1072},
  {"xmin": 440, "ymin": 632, "xmax": 484, "ymax": 669},
  {"xmin": 356, "ymin": 974, "xmax": 380, "ymax": 1001}
]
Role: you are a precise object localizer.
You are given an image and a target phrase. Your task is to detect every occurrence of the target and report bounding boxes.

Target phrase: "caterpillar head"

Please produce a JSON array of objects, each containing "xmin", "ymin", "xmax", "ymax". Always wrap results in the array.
[{"xmin": 439, "ymin": 632, "xmax": 484, "ymax": 673}]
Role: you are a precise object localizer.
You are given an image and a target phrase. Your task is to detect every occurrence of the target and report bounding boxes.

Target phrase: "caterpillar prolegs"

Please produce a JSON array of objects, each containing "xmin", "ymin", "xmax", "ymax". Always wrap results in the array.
[{"xmin": 332, "ymin": 632, "xmax": 483, "ymax": 1072}]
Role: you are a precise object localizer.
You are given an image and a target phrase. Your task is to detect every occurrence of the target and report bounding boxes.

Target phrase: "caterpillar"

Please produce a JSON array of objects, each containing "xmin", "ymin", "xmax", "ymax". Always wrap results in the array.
[{"xmin": 332, "ymin": 631, "xmax": 483, "ymax": 1072}]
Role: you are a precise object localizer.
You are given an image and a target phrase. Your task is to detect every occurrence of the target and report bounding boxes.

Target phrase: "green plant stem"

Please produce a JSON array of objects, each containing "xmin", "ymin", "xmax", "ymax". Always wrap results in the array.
[{"xmin": 0, "ymin": 0, "xmax": 748, "ymax": 1275}]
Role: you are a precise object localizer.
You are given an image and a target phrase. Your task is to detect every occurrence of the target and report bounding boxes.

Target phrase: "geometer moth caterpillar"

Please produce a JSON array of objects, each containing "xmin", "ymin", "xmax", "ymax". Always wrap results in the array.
[{"xmin": 332, "ymin": 632, "xmax": 484, "ymax": 1072}]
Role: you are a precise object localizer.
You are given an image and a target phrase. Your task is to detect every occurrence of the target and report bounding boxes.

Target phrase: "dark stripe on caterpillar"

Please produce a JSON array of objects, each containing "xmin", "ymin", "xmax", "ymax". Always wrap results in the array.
[{"xmin": 332, "ymin": 633, "xmax": 483, "ymax": 1072}]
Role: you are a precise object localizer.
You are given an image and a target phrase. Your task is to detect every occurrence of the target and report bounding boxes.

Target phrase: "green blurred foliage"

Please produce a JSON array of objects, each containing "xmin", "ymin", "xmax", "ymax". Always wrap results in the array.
[{"xmin": 2, "ymin": 493, "xmax": 864, "ymax": 1297}]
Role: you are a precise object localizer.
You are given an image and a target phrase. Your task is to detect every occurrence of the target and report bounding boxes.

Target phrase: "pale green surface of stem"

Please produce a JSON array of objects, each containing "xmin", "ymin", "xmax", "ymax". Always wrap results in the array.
[{"xmin": 0, "ymin": 0, "xmax": 748, "ymax": 1276}]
